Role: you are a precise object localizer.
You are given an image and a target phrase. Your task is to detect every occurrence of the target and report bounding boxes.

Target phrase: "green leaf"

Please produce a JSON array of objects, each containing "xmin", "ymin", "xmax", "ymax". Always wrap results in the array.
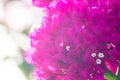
[
  {"xmin": 19, "ymin": 61, "xmax": 34, "ymax": 79},
  {"xmin": 105, "ymin": 68, "xmax": 117, "ymax": 80}
]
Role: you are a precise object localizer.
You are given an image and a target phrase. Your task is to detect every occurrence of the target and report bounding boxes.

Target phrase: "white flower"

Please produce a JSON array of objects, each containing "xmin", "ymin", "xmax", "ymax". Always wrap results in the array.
[
  {"xmin": 96, "ymin": 59, "xmax": 101, "ymax": 64},
  {"xmin": 98, "ymin": 52, "xmax": 104, "ymax": 58},
  {"xmin": 91, "ymin": 53, "xmax": 96, "ymax": 58}
]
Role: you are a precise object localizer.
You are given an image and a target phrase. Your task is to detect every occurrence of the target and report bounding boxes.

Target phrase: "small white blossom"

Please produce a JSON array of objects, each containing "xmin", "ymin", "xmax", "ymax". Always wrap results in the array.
[
  {"xmin": 96, "ymin": 59, "xmax": 101, "ymax": 64},
  {"xmin": 98, "ymin": 52, "xmax": 104, "ymax": 58},
  {"xmin": 91, "ymin": 53, "xmax": 96, "ymax": 58}
]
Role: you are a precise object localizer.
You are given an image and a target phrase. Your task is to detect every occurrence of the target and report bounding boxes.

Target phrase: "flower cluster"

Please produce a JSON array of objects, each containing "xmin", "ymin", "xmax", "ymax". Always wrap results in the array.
[{"xmin": 25, "ymin": 0, "xmax": 120, "ymax": 80}]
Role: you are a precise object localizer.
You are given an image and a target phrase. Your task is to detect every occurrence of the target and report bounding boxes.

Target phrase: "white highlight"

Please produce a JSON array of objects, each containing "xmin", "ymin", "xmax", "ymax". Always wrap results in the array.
[
  {"xmin": 116, "ymin": 67, "xmax": 119, "ymax": 75},
  {"xmin": 66, "ymin": 46, "xmax": 70, "ymax": 51},
  {"xmin": 60, "ymin": 42, "xmax": 64, "ymax": 47}
]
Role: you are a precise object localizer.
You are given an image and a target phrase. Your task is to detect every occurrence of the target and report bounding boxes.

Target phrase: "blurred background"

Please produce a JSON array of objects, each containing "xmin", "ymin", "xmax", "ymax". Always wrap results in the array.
[{"xmin": 0, "ymin": 0, "xmax": 44, "ymax": 80}]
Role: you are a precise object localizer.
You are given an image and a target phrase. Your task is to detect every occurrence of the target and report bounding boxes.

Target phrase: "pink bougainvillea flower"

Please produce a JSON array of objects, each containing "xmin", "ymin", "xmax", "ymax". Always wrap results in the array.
[
  {"xmin": 25, "ymin": 0, "xmax": 120, "ymax": 80},
  {"xmin": 105, "ymin": 61, "xmax": 119, "ymax": 75},
  {"xmin": 32, "ymin": 0, "xmax": 53, "ymax": 7}
]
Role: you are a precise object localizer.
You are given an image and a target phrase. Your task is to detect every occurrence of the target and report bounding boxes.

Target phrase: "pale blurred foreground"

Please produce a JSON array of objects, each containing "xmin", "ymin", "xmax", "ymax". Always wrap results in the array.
[{"xmin": 0, "ymin": 0, "xmax": 44, "ymax": 80}]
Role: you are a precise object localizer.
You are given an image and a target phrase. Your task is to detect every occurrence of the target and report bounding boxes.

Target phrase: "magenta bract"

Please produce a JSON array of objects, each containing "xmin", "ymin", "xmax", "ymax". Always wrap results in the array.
[
  {"xmin": 32, "ymin": 0, "xmax": 52, "ymax": 7},
  {"xmin": 25, "ymin": 0, "xmax": 120, "ymax": 80}
]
